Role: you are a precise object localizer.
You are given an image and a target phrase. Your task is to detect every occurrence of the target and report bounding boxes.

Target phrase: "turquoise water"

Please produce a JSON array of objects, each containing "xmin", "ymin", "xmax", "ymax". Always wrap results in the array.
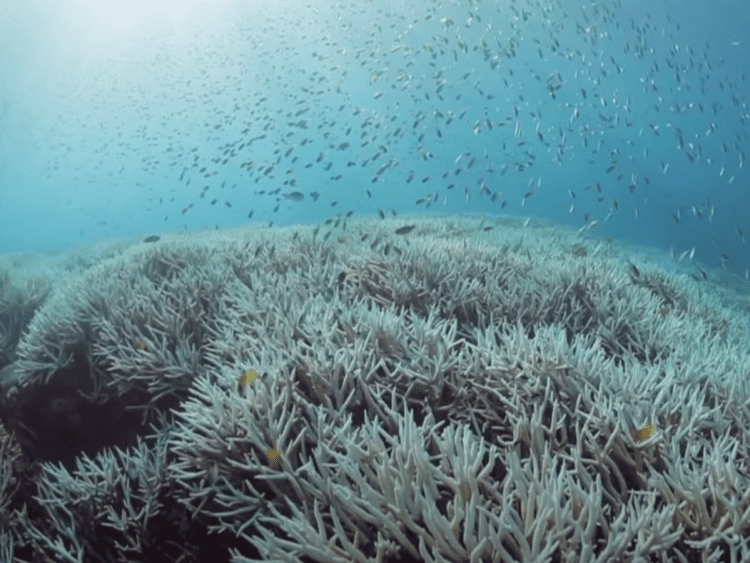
[{"xmin": 1, "ymin": 0, "xmax": 748, "ymax": 287}]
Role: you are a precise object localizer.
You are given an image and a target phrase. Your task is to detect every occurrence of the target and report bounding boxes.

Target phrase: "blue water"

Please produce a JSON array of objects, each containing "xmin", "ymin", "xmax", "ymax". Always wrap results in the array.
[{"xmin": 1, "ymin": 0, "xmax": 748, "ymax": 283}]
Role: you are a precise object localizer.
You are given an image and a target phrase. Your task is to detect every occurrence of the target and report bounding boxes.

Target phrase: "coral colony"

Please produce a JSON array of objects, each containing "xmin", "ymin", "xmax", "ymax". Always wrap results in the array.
[{"xmin": 1, "ymin": 216, "xmax": 750, "ymax": 562}]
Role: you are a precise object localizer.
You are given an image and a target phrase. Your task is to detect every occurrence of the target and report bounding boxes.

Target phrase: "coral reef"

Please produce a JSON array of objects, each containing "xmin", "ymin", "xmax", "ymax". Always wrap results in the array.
[{"xmin": 1, "ymin": 216, "xmax": 750, "ymax": 562}]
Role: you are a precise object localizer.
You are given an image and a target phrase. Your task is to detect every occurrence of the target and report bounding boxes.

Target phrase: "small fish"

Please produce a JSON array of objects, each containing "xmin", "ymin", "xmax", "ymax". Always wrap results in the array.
[
  {"xmin": 133, "ymin": 340, "xmax": 148, "ymax": 350},
  {"xmin": 395, "ymin": 225, "xmax": 416, "ymax": 235},
  {"xmin": 211, "ymin": 199, "xmax": 218, "ymax": 205},
  {"xmin": 248, "ymin": 210, "xmax": 254, "ymax": 219},
  {"xmin": 143, "ymin": 235, "xmax": 160, "ymax": 243},
  {"xmin": 283, "ymin": 191, "xmax": 305, "ymax": 201},
  {"xmin": 240, "ymin": 369, "xmax": 258, "ymax": 385},
  {"xmin": 415, "ymin": 195, "xmax": 436, "ymax": 206},
  {"xmin": 378, "ymin": 209, "xmax": 385, "ymax": 219},
  {"xmin": 634, "ymin": 424, "xmax": 656, "ymax": 442}
]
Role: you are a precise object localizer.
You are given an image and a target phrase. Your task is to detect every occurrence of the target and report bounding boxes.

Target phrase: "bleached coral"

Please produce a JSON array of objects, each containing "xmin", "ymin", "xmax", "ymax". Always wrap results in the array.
[{"xmin": 2, "ymin": 216, "xmax": 750, "ymax": 562}]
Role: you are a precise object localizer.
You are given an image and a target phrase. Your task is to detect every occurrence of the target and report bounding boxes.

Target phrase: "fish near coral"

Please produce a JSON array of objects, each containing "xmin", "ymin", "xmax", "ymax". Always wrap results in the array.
[
  {"xmin": 634, "ymin": 424, "xmax": 656, "ymax": 442},
  {"xmin": 240, "ymin": 369, "xmax": 258, "ymax": 386},
  {"xmin": 395, "ymin": 225, "xmax": 416, "ymax": 235}
]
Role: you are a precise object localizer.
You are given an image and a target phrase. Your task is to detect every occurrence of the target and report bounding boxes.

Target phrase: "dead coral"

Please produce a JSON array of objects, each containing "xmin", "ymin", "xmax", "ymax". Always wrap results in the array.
[{"xmin": 4, "ymin": 217, "xmax": 750, "ymax": 563}]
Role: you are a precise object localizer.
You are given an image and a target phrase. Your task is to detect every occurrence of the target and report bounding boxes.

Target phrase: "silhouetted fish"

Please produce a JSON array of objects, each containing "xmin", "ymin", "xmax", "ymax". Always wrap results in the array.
[{"xmin": 395, "ymin": 225, "xmax": 416, "ymax": 235}]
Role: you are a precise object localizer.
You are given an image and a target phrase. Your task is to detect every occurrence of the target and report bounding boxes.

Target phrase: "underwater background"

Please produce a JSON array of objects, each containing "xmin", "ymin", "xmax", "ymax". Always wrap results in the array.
[
  {"xmin": 4, "ymin": 2, "xmax": 750, "ymax": 562},
  {"xmin": 0, "ymin": 0, "xmax": 748, "ymax": 284}
]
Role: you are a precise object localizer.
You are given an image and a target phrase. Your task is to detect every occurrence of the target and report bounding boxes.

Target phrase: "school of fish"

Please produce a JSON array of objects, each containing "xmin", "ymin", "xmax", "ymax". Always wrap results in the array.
[{"xmin": 44, "ymin": 0, "xmax": 748, "ymax": 280}]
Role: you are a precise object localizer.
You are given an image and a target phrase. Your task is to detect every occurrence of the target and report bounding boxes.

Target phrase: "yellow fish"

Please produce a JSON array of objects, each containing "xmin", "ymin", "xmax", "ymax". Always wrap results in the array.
[
  {"xmin": 240, "ymin": 369, "xmax": 258, "ymax": 386},
  {"xmin": 634, "ymin": 424, "xmax": 656, "ymax": 442},
  {"xmin": 266, "ymin": 449, "xmax": 281, "ymax": 463}
]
